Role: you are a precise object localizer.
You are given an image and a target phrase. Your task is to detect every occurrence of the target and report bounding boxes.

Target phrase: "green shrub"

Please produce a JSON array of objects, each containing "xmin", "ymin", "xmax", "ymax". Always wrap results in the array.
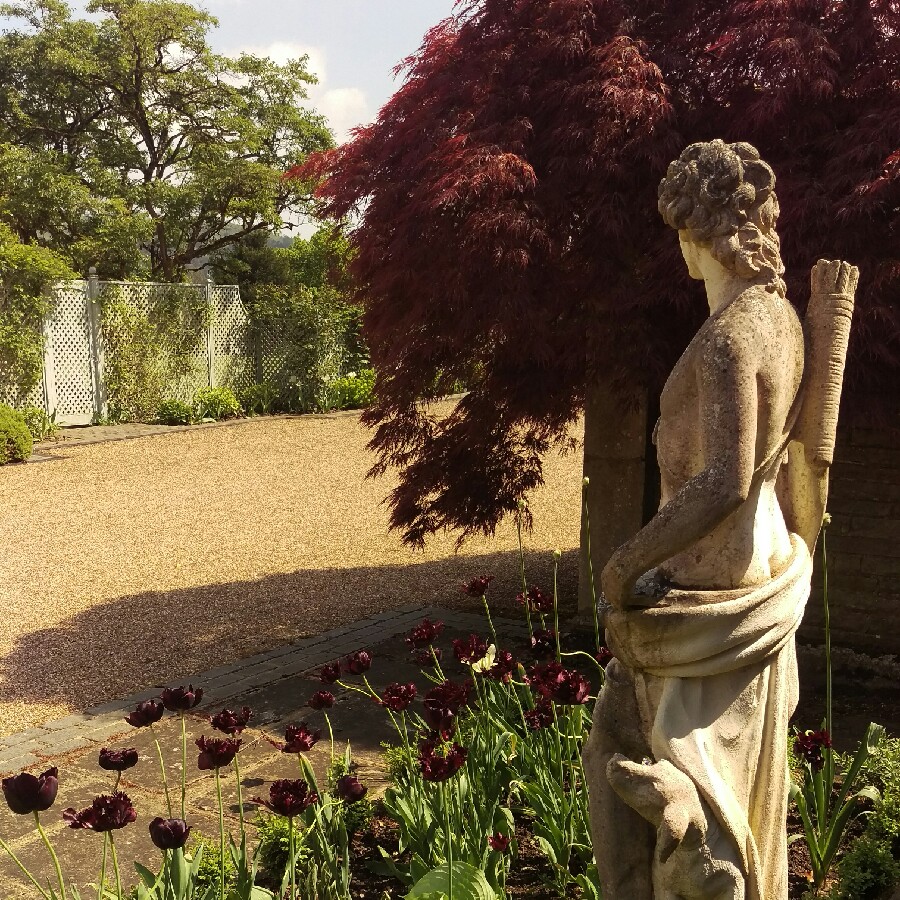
[
  {"xmin": 20, "ymin": 405, "xmax": 58, "ymax": 442},
  {"xmin": 0, "ymin": 403, "xmax": 32, "ymax": 463},
  {"xmin": 194, "ymin": 386, "xmax": 241, "ymax": 420},
  {"xmin": 830, "ymin": 736, "xmax": 900, "ymax": 899},
  {"xmin": 239, "ymin": 382, "xmax": 277, "ymax": 416},
  {"xmin": 831, "ymin": 836, "xmax": 900, "ymax": 900},
  {"xmin": 326, "ymin": 368, "xmax": 375, "ymax": 411},
  {"xmin": 255, "ymin": 811, "xmax": 311, "ymax": 886},
  {"xmin": 187, "ymin": 833, "xmax": 237, "ymax": 895},
  {"xmin": 156, "ymin": 398, "xmax": 194, "ymax": 425}
]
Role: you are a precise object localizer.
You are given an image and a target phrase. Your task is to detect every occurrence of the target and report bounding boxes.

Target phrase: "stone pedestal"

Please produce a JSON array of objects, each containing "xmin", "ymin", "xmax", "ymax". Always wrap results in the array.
[{"xmin": 578, "ymin": 382, "xmax": 647, "ymax": 613}]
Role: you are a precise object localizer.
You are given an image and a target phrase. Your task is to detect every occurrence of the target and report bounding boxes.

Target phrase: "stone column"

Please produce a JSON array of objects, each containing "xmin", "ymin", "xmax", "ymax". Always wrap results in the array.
[{"xmin": 578, "ymin": 382, "xmax": 647, "ymax": 613}]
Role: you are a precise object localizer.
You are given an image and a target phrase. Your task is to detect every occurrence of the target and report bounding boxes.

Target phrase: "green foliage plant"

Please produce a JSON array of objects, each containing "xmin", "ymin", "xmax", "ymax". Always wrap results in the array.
[
  {"xmin": 193, "ymin": 386, "xmax": 241, "ymax": 421},
  {"xmin": 156, "ymin": 399, "xmax": 194, "ymax": 426},
  {"xmin": 20, "ymin": 404, "xmax": 58, "ymax": 442},
  {"xmin": 828, "ymin": 736, "xmax": 900, "ymax": 900},
  {"xmin": 0, "ymin": 223, "xmax": 75, "ymax": 403},
  {"xmin": 238, "ymin": 382, "xmax": 277, "ymax": 416},
  {"xmin": 0, "ymin": 402, "xmax": 33, "ymax": 463},
  {"xmin": 791, "ymin": 519, "xmax": 885, "ymax": 894},
  {"xmin": 100, "ymin": 284, "xmax": 209, "ymax": 423},
  {"xmin": 326, "ymin": 368, "xmax": 375, "ymax": 411}
]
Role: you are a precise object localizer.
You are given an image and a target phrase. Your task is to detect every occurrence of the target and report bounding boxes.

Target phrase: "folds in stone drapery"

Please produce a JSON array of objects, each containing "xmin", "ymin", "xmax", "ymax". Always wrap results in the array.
[{"xmin": 605, "ymin": 533, "xmax": 812, "ymax": 900}]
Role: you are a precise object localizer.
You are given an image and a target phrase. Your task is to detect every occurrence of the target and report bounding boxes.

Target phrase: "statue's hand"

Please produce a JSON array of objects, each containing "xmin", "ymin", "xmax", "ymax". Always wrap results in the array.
[
  {"xmin": 601, "ymin": 549, "xmax": 636, "ymax": 609},
  {"xmin": 811, "ymin": 258, "xmax": 859, "ymax": 300}
]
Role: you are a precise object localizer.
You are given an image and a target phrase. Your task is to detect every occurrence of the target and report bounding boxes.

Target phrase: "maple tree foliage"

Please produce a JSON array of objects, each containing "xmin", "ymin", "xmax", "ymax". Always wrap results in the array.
[{"xmin": 295, "ymin": 0, "xmax": 900, "ymax": 546}]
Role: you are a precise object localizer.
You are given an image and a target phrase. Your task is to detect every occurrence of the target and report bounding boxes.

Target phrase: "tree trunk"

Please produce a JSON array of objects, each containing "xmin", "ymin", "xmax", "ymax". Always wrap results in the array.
[{"xmin": 578, "ymin": 381, "xmax": 648, "ymax": 614}]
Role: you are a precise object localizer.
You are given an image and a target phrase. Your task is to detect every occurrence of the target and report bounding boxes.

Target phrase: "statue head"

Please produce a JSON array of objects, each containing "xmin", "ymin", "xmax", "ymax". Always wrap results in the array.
[{"xmin": 658, "ymin": 140, "xmax": 786, "ymax": 297}]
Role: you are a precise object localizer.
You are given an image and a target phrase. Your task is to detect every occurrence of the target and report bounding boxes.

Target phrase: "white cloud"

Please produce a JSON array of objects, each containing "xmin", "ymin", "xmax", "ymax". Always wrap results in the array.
[
  {"xmin": 317, "ymin": 87, "xmax": 370, "ymax": 143},
  {"xmin": 233, "ymin": 41, "xmax": 370, "ymax": 144},
  {"xmin": 236, "ymin": 41, "xmax": 326, "ymax": 80}
]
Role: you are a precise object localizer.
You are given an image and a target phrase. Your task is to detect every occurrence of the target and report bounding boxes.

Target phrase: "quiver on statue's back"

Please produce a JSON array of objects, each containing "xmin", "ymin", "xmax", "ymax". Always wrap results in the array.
[{"xmin": 777, "ymin": 264, "xmax": 857, "ymax": 554}]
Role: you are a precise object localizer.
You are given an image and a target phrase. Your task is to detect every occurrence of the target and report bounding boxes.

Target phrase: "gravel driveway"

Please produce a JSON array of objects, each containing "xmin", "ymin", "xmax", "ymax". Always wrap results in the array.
[{"xmin": 0, "ymin": 406, "xmax": 582, "ymax": 735}]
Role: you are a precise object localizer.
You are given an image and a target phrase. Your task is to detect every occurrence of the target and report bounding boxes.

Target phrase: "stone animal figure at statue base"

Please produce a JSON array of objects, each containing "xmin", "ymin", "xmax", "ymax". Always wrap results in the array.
[{"xmin": 607, "ymin": 755, "xmax": 744, "ymax": 900}]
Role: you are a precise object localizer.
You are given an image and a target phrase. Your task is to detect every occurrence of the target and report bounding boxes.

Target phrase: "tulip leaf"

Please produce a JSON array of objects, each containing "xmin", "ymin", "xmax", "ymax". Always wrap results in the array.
[
  {"xmin": 406, "ymin": 861, "xmax": 497, "ymax": 900},
  {"xmin": 133, "ymin": 862, "xmax": 159, "ymax": 889}
]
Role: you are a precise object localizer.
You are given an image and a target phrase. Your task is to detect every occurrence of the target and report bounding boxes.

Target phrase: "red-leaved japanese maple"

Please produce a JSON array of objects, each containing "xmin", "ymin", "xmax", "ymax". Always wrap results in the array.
[{"xmin": 294, "ymin": 0, "xmax": 900, "ymax": 545}]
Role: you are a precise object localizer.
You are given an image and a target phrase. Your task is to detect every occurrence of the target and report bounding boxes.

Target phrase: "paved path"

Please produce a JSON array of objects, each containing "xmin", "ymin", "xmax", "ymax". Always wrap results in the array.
[{"xmin": 0, "ymin": 605, "xmax": 529, "ymax": 898}]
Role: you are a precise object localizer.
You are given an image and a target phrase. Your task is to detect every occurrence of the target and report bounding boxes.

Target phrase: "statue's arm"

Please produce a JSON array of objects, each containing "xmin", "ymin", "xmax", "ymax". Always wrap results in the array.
[{"xmin": 601, "ymin": 328, "xmax": 758, "ymax": 607}]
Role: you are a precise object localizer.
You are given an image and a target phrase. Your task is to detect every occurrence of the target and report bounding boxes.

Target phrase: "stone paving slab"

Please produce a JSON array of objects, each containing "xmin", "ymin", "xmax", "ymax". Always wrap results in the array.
[{"xmin": 0, "ymin": 605, "xmax": 531, "ymax": 899}]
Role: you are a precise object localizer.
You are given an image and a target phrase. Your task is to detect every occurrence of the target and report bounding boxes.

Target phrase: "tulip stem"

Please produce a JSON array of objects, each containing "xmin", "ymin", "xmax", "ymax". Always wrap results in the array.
[
  {"xmin": 324, "ymin": 711, "xmax": 335, "ymax": 762},
  {"xmin": 442, "ymin": 781, "xmax": 453, "ymax": 900},
  {"xmin": 180, "ymin": 714, "xmax": 188, "ymax": 820},
  {"xmin": 0, "ymin": 834, "xmax": 51, "ymax": 900},
  {"xmin": 151, "ymin": 724, "xmax": 173, "ymax": 817},
  {"xmin": 288, "ymin": 816, "xmax": 297, "ymax": 900},
  {"xmin": 552, "ymin": 552, "xmax": 561, "ymax": 663},
  {"xmin": 215, "ymin": 769, "xmax": 226, "ymax": 900},
  {"xmin": 515, "ymin": 510, "xmax": 534, "ymax": 639},
  {"xmin": 233, "ymin": 755, "xmax": 245, "ymax": 840},
  {"xmin": 480, "ymin": 593, "xmax": 498, "ymax": 645},
  {"xmin": 97, "ymin": 832, "xmax": 108, "ymax": 900},
  {"xmin": 582, "ymin": 484, "xmax": 601, "ymax": 652},
  {"xmin": 34, "ymin": 813, "xmax": 67, "ymax": 900},
  {"xmin": 109, "ymin": 833, "xmax": 123, "ymax": 900}
]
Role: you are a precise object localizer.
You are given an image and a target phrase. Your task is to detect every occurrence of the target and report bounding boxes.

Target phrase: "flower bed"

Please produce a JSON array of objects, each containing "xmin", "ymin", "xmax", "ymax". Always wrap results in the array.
[{"xmin": 2, "ymin": 517, "xmax": 897, "ymax": 899}]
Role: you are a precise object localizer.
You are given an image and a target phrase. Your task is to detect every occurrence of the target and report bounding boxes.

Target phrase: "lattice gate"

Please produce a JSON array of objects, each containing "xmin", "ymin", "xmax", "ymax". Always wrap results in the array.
[{"xmin": 31, "ymin": 273, "xmax": 250, "ymax": 426}]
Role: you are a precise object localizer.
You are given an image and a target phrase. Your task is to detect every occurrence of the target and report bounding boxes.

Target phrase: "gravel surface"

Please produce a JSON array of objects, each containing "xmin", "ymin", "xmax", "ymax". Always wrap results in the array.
[{"xmin": 0, "ymin": 405, "xmax": 583, "ymax": 735}]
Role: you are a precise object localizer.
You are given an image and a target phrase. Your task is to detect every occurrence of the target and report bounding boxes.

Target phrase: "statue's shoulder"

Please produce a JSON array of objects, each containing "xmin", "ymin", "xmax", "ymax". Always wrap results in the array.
[{"xmin": 711, "ymin": 286, "xmax": 800, "ymax": 353}]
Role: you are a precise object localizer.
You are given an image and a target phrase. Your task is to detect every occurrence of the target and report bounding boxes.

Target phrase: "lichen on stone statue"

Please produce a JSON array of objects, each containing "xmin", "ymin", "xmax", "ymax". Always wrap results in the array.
[{"xmin": 583, "ymin": 139, "xmax": 858, "ymax": 900}]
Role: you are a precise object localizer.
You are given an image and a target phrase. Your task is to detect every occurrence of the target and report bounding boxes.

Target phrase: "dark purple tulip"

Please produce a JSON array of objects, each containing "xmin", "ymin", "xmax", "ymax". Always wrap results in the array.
[
  {"xmin": 452, "ymin": 634, "xmax": 488, "ymax": 665},
  {"xmin": 99, "ymin": 748, "xmax": 139, "ymax": 772},
  {"xmin": 319, "ymin": 663, "xmax": 341, "ymax": 683},
  {"xmin": 426, "ymin": 680, "xmax": 472, "ymax": 713},
  {"xmin": 524, "ymin": 699, "xmax": 554, "ymax": 731},
  {"xmin": 530, "ymin": 628, "xmax": 557, "ymax": 659},
  {"xmin": 794, "ymin": 729, "xmax": 833, "ymax": 772},
  {"xmin": 308, "ymin": 690, "xmax": 335, "ymax": 710},
  {"xmin": 516, "ymin": 586, "xmax": 554, "ymax": 614},
  {"xmin": 596, "ymin": 647, "xmax": 614, "ymax": 668},
  {"xmin": 343, "ymin": 650, "xmax": 372, "ymax": 675},
  {"xmin": 125, "ymin": 699, "xmax": 164, "ymax": 728},
  {"xmin": 161, "ymin": 685, "xmax": 203, "ymax": 712},
  {"xmin": 334, "ymin": 775, "xmax": 367, "ymax": 803},
  {"xmin": 2, "ymin": 767, "xmax": 58, "ymax": 815},
  {"xmin": 149, "ymin": 817, "xmax": 191, "ymax": 850},
  {"xmin": 210, "ymin": 707, "xmax": 252, "ymax": 735},
  {"xmin": 64, "ymin": 792, "xmax": 136, "ymax": 831},
  {"xmin": 411, "ymin": 647, "xmax": 442, "ymax": 667},
  {"xmin": 488, "ymin": 832, "xmax": 510, "ymax": 852},
  {"xmin": 405, "ymin": 618, "xmax": 445, "ymax": 648},
  {"xmin": 377, "ymin": 682, "xmax": 417, "ymax": 712},
  {"xmin": 485, "ymin": 649, "xmax": 517, "ymax": 683},
  {"xmin": 527, "ymin": 661, "xmax": 591, "ymax": 705},
  {"xmin": 281, "ymin": 723, "xmax": 320, "ymax": 753},
  {"xmin": 418, "ymin": 739, "xmax": 467, "ymax": 782},
  {"xmin": 461, "ymin": 575, "xmax": 494, "ymax": 597},
  {"xmin": 196, "ymin": 736, "xmax": 242, "ymax": 770},
  {"xmin": 253, "ymin": 779, "xmax": 318, "ymax": 818}
]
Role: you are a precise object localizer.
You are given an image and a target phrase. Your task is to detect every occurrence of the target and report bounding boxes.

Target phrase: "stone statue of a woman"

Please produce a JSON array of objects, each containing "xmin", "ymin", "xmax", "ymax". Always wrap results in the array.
[{"xmin": 583, "ymin": 140, "xmax": 858, "ymax": 900}]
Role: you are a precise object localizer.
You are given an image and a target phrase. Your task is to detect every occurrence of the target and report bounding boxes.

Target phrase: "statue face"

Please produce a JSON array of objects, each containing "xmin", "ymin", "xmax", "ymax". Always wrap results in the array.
[{"xmin": 678, "ymin": 230, "xmax": 704, "ymax": 280}]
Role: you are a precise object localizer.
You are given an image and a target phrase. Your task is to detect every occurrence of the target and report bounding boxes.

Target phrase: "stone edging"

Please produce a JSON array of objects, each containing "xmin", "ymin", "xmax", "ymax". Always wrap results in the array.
[{"xmin": 0, "ymin": 604, "xmax": 524, "ymax": 776}]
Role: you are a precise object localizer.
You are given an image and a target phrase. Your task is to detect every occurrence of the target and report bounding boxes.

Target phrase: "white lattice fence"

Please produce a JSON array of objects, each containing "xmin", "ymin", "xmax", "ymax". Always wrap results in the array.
[{"xmin": 22, "ymin": 274, "xmax": 251, "ymax": 425}]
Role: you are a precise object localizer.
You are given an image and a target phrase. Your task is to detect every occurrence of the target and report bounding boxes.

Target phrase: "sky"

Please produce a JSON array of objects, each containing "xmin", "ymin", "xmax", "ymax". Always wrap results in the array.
[{"xmin": 198, "ymin": 0, "xmax": 459, "ymax": 142}]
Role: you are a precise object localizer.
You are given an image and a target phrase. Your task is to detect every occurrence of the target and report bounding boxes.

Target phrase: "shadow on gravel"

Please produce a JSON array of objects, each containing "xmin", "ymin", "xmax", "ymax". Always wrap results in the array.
[{"xmin": 1, "ymin": 548, "xmax": 580, "ymax": 723}]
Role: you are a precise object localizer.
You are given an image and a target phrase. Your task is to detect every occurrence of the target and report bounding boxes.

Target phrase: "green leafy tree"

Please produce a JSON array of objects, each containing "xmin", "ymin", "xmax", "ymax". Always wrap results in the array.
[
  {"xmin": 0, "ymin": 222, "xmax": 75, "ymax": 400},
  {"xmin": 0, "ymin": 0, "xmax": 333, "ymax": 280}
]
